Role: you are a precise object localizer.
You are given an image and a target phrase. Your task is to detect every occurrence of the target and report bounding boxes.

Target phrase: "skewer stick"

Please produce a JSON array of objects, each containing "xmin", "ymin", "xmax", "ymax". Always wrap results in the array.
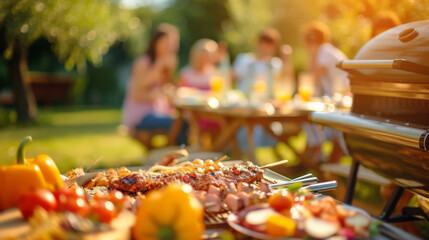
[
  {"xmin": 258, "ymin": 159, "xmax": 289, "ymax": 169},
  {"xmin": 214, "ymin": 155, "xmax": 228, "ymax": 164}
]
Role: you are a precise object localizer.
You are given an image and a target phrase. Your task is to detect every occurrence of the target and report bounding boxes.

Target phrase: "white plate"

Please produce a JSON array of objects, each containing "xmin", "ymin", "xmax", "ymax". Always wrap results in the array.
[{"xmin": 227, "ymin": 204, "xmax": 372, "ymax": 240}]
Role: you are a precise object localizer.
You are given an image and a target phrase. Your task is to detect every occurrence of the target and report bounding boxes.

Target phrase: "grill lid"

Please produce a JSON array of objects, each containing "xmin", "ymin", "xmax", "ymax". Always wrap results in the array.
[{"xmin": 338, "ymin": 20, "xmax": 429, "ymax": 82}]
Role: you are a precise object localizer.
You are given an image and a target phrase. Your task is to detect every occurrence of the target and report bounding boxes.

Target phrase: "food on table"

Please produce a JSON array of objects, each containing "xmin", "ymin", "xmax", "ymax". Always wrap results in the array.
[
  {"xmin": 266, "ymin": 214, "xmax": 296, "ymax": 237},
  {"xmin": 242, "ymin": 207, "xmax": 279, "ymax": 232},
  {"xmin": 111, "ymin": 161, "xmax": 263, "ymax": 194},
  {"xmin": 133, "ymin": 183, "xmax": 204, "ymax": 240},
  {"xmin": 268, "ymin": 191, "xmax": 293, "ymax": 212},
  {"xmin": 17, "ymin": 185, "xmax": 134, "ymax": 239},
  {"xmin": 66, "ymin": 167, "xmax": 85, "ymax": 179},
  {"xmin": 72, "ymin": 160, "xmax": 263, "ymax": 196},
  {"xmin": 26, "ymin": 154, "xmax": 64, "ymax": 190},
  {"xmin": 66, "ymin": 160, "xmax": 275, "ymax": 214},
  {"xmin": 18, "ymin": 189, "xmax": 58, "ymax": 219},
  {"xmin": 0, "ymin": 136, "xmax": 63, "ymax": 211},
  {"xmin": 231, "ymin": 188, "xmax": 373, "ymax": 239},
  {"xmin": 304, "ymin": 217, "xmax": 339, "ymax": 239},
  {"xmin": 24, "ymin": 204, "xmax": 135, "ymax": 239},
  {"xmin": 90, "ymin": 200, "xmax": 117, "ymax": 224}
]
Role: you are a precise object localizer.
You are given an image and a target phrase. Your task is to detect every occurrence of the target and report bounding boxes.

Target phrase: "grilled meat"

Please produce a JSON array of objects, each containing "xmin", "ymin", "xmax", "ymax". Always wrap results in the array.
[{"xmin": 110, "ymin": 162, "xmax": 263, "ymax": 194}]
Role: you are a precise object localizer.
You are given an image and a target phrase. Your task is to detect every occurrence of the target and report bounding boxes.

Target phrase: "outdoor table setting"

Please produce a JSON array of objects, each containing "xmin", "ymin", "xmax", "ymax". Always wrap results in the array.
[
  {"xmin": 0, "ymin": 137, "xmax": 420, "ymax": 240},
  {"xmin": 168, "ymin": 85, "xmax": 352, "ymax": 163}
]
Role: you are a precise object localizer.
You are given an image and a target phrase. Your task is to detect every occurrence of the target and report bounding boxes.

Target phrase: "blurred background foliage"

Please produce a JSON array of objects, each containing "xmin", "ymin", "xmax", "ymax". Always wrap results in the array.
[{"xmin": 0, "ymin": 0, "xmax": 428, "ymax": 123}]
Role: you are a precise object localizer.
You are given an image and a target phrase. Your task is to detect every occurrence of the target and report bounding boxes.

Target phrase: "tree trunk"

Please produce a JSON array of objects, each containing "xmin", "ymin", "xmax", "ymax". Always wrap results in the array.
[{"xmin": 6, "ymin": 39, "xmax": 37, "ymax": 122}]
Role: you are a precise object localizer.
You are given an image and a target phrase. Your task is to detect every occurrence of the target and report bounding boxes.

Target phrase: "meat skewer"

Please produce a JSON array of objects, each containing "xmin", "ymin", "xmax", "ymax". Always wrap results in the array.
[{"xmin": 109, "ymin": 161, "xmax": 264, "ymax": 194}]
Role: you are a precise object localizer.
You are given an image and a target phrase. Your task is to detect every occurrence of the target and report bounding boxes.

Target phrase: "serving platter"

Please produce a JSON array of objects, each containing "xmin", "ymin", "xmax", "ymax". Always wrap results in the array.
[{"xmin": 226, "ymin": 204, "xmax": 371, "ymax": 240}]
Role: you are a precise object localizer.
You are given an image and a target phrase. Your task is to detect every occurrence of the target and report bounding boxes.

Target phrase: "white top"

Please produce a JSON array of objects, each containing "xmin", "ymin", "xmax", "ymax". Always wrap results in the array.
[
  {"xmin": 315, "ymin": 43, "xmax": 349, "ymax": 97},
  {"xmin": 233, "ymin": 53, "xmax": 282, "ymax": 94}
]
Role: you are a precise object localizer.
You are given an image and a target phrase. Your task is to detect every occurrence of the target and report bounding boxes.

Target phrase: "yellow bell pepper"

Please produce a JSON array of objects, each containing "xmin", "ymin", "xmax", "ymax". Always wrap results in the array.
[
  {"xmin": 133, "ymin": 183, "xmax": 205, "ymax": 240},
  {"xmin": 0, "ymin": 137, "xmax": 48, "ymax": 211}
]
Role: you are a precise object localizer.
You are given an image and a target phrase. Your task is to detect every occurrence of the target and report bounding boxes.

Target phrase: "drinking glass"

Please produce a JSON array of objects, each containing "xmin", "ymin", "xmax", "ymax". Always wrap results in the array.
[{"xmin": 298, "ymin": 72, "xmax": 314, "ymax": 101}]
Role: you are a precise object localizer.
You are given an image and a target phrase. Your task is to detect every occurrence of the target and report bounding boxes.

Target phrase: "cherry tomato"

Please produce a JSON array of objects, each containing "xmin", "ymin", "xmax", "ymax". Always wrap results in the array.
[
  {"xmin": 54, "ymin": 188, "xmax": 87, "ymax": 204},
  {"xmin": 71, "ymin": 188, "xmax": 86, "ymax": 199},
  {"xmin": 19, "ymin": 189, "xmax": 57, "ymax": 219},
  {"xmin": 59, "ymin": 196, "xmax": 89, "ymax": 217},
  {"xmin": 90, "ymin": 200, "xmax": 117, "ymax": 223},
  {"xmin": 109, "ymin": 191, "xmax": 123, "ymax": 203},
  {"xmin": 268, "ymin": 191, "xmax": 294, "ymax": 212},
  {"xmin": 108, "ymin": 191, "xmax": 132, "ymax": 212},
  {"xmin": 92, "ymin": 192, "xmax": 108, "ymax": 202}
]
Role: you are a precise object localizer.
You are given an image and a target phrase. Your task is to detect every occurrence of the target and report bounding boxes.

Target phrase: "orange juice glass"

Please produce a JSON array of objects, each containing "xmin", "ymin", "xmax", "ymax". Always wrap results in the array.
[
  {"xmin": 210, "ymin": 76, "xmax": 224, "ymax": 93},
  {"xmin": 298, "ymin": 89, "xmax": 312, "ymax": 102},
  {"xmin": 254, "ymin": 80, "xmax": 267, "ymax": 93},
  {"xmin": 298, "ymin": 72, "xmax": 314, "ymax": 102},
  {"xmin": 275, "ymin": 90, "xmax": 292, "ymax": 102}
]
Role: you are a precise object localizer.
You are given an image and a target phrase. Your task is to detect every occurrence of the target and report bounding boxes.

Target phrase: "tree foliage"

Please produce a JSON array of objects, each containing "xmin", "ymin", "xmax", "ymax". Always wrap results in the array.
[
  {"xmin": 0, "ymin": 0, "xmax": 145, "ymax": 72},
  {"xmin": 155, "ymin": 0, "xmax": 229, "ymax": 66},
  {"xmin": 222, "ymin": 0, "xmax": 429, "ymax": 69},
  {"xmin": 222, "ymin": 0, "xmax": 273, "ymax": 58}
]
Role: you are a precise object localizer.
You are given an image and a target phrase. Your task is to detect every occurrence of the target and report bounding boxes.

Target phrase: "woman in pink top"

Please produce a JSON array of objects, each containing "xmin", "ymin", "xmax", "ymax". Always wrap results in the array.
[{"xmin": 122, "ymin": 24, "xmax": 188, "ymax": 145}]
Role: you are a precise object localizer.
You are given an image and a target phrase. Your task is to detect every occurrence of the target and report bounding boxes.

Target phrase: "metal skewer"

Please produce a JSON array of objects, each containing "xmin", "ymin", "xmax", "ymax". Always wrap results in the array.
[
  {"xmin": 301, "ymin": 181, "xmax": 338, "ymax": 192},
  {"xmin": 270, "ymin": 177, "xmax": 319, "ymax": 188},
  {"xmin": 290, "ymin": 173, "xmax": 313, "ymax": 182}
]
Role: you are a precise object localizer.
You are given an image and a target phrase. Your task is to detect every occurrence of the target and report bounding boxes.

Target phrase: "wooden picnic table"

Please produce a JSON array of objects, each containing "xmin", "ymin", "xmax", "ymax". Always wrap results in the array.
[{"xmin": 168, "ymin": 104, "xmax": 311, "ymax": 163}]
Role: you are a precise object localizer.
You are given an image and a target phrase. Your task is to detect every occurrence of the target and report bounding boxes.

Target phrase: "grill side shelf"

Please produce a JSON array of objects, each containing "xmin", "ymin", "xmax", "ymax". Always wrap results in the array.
[{"xmin": 311, "ymin": 112, "xmax": 429, "ymax": 152}]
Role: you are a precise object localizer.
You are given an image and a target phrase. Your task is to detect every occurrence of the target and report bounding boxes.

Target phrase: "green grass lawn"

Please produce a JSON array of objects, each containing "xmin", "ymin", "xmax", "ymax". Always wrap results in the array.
[
  {"xmin": 0, "ymin": 107, "xmax": 145, "ymax": 173},
  {"xmin": 0, "ymin": 106, "xmax": 342, "ymax": 173}
]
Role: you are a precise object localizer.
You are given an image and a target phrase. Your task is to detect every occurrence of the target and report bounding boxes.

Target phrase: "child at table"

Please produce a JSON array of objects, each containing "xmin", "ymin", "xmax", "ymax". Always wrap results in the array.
[
  {"xmin": 178, "ymin": 39, "xmax": 223, "ymax": 147},
  {"xmin": 178, "ymin": 39, "xmax": 219, "ymax": 90}
]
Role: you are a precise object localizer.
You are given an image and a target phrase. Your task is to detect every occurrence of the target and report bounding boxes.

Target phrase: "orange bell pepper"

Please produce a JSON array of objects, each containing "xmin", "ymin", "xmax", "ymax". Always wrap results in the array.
[
  {"xmin": 11, "ymin": 136, "xmax": 64, "ymax": 190},
  {"xmin": 26, "ymin": 154, "xmax": 63, "ymax": 190},
  {"xmin": 0, "ymin": 137, "xmax": 47, "ymax": 211}
]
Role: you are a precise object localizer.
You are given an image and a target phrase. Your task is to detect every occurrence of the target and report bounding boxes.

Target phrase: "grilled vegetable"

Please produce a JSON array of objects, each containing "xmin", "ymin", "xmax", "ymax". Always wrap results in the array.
[
  {"xmin": 266, "ymin": 215, "xmax": 296, "ymax": 237},
  {"xmin": 242, "ymin": 208, "xmax": 278, "ymax": 233},
  {"xmin": 305, "ymin": 217, "xmax": 339, "ymax": 239}
]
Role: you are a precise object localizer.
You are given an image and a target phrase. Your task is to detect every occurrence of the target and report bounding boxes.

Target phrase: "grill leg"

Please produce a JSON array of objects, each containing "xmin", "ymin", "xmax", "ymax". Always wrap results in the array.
[
  {"xmin": 344, "ymin": 159, "xmax": 360, "ymax": 204},
  {"xmin": 379, "ymin": 186, "xmax": 404, "ymax": 221}
]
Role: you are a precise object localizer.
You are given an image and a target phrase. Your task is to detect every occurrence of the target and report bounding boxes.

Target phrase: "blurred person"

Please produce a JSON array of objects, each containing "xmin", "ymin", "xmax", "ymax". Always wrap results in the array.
[
  {"xmin": 234, "ymin": 28, "xmax": 294, "ymax": 95},
  {"xmin": 301, "ymin": 21, "xmax": 349, "ymax": 163},
  {"xmin": 178, "ymin": 39, "xmax": 219, "ymax": 90},
  {"xmin": 122, "ymin": 23, "xmax": 188, "ymax": 147},
  {"xmin": 233, "ymin": 27, "xmax": 294, "ymax": 151},
  {"xmin": 178, "ymin": 39, "xmax": 223, "ymax": 148},
  {"xmin": 372, "ymin": 11, "xmax": 401, "ymax": 38}
]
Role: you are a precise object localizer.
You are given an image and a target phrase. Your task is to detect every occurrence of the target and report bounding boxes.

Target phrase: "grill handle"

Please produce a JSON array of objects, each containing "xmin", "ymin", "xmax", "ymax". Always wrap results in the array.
[
  {"xmin": 337, "ymin": 59, "xmax": 429, "ymax": 76},
  {"xmin": 311, "ymin": 112, "xmax": 429, "ymax": 152}
]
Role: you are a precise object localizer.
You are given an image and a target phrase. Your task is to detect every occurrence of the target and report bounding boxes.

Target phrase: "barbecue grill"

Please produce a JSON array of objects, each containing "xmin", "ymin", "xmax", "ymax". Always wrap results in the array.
[{"xmin": 311, "ymin": 20, "xmax": 429, "ymax": 223}]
